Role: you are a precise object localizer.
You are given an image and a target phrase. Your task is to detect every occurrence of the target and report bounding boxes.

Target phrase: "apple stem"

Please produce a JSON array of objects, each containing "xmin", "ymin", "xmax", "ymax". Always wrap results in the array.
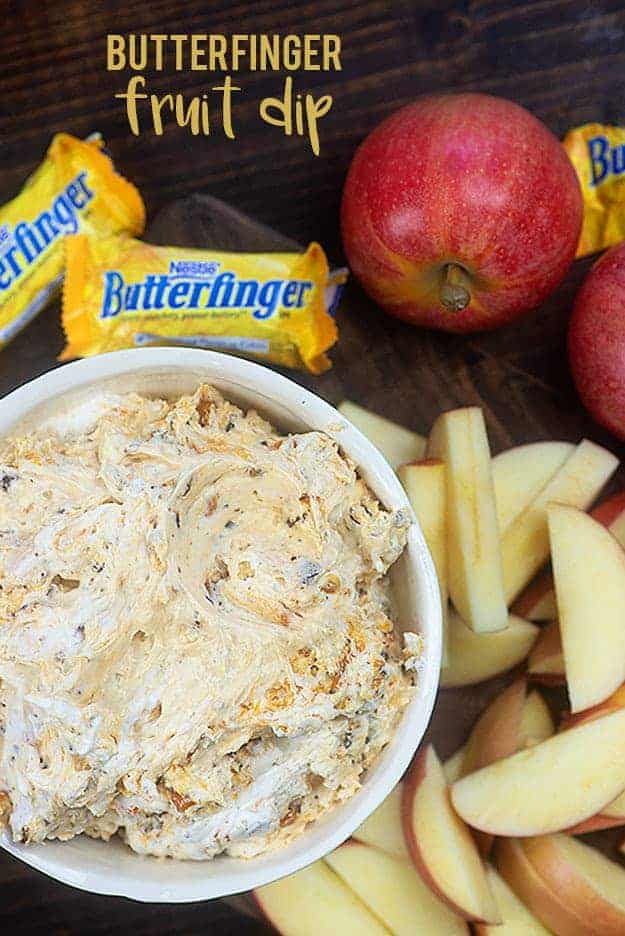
[{"xmin": 440, "ymin": 263, "xmax": 471, "ymax": 313}]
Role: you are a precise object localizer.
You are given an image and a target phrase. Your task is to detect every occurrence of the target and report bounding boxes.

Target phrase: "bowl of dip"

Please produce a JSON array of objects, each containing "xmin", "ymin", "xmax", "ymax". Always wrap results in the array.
[{"xmin": 0, "ymin": 347, "xmax": 441, "ymax": 902}]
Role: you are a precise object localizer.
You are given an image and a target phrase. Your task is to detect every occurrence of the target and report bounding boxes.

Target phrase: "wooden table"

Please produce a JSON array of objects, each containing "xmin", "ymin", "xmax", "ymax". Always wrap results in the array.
[{"xmin": 3, "ymin": 1, "xmax": 625, "ymax": 932}]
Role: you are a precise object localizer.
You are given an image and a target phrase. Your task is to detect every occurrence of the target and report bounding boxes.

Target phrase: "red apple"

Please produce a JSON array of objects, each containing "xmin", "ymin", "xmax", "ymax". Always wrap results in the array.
[
  {"xmin": 341, "ymin": 93, "xmax": 583, "ymax": 332},
  {"xmin": 569, "ymin": 243, "xmax": 625, "ymax": 440}
]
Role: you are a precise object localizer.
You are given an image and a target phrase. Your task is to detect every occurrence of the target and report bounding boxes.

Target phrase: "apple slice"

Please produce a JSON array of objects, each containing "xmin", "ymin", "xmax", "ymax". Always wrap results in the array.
[
  {"xmin": 501, "ymin": 439, "xmax": 618, "ymax": 604},
  {"xmin": 451, "ymin": 708, "xmax": 625, "ymax": 836},
  {"xmin": 461, "ymin": 678, "xmax": 527, "ymax": 857},
  {"xmin": 560, "ymin": 684, "xmax": 625, "ymax": 832},
  {"xmin": 444, "ymin": 745, "xmax": 467, "ymax": 783},
  {"xmin": 512, "ymin": 569, "xmax": 557, "ymax": 621},
  {"xmin": 398, "ymin": 459, "xmax": 449, "ymax": 664},
  {"xmin": 352, "ymin": 783, "xmax": 410, "ymax": 861},
  {"xmin": 492, "ymin": 441, "xmax": 574, "ymax": 533},
  {"xmin": 549, "ymin": 503, "xmax": 625, "ymax": 712},
  {"xmin": 522, "ymin": 834, "xmax": 625, "ymax": 936},
  {"xmin": 513, "ymin": 489, "xmax": 625, "ymax": 620},
  {"xmin": 462, "ymin": 678, "xmax": 527, "ymax": 777},
  {"xmin": 520, "ymin": 690, "xmax": 554, "ymax": 746},
  {"xmin": 402, "ymin": 744, "xmax": 500, "ymax": 924},
  {"xmin": 253, "ymin": 860, "xmax": 388, "ymax": 935},
  {"xmin": 337, "ymin": 400, "xmax": 426, "ymax": 468},
  {"xmin": 427, "ymin": 407, "xmax": 507, "ymax": 633},
  {"xmin": 495, "ymin": 837, "xmax": 590, "ymax": 936},
  {"xmin": 326, "ymin": 841, "xmax": 469, "ymax": 935},
  {"xmin": 441, "ymin": 609, "xmax": 538, "ymax": 688},
  {"xmin": 527, "ymin": 620, "xmax": 565, "ymax": 686},
  {"xmin": 443, "ymin": 689, "xmax": 552, "ymax": 789},
  {"xmin": 474, "ymin": 865, "xmax": 551, "ymax": 935}
]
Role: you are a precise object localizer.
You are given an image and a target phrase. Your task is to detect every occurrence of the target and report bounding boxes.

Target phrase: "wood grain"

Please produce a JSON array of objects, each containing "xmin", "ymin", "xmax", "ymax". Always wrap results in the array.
[{"xmin": 3, "ymin": 1, "xmax": 625, "ymax": 933}]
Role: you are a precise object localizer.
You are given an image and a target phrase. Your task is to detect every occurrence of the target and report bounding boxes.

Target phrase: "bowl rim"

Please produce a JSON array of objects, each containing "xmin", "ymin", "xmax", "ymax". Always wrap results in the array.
[{"xmin": 0, "ymin": 348, "xmax": 441, "ymax": 902}]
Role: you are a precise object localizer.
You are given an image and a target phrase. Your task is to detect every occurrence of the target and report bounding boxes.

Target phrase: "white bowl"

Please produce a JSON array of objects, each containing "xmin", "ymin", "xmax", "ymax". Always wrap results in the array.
[{"xmin": 0, "ymin": 348, "xmax": 441, "ymax": 902}]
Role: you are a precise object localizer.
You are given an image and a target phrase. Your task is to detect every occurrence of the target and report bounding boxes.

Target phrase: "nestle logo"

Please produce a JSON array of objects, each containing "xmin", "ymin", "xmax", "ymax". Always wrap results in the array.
[{"xmin": 168, "ymin": 259, "xmax": 220, "ymax": 279}]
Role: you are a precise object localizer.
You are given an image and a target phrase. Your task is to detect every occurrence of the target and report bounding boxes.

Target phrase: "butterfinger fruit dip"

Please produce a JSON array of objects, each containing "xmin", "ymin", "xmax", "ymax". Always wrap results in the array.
[
  {"xmin": 0, "ymin": 384, "xmax": 422, "ymax": 858},
  {"xmin": 62, "ymin": 233, "xmax": 345, "ymax": 374},
  {"xmin": 0, "ymin": 134, "xmax": 145, "ymax": 345}
]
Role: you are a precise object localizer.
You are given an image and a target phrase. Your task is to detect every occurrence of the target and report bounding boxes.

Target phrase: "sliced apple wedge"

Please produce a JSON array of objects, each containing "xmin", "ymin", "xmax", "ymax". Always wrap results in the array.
[
  {"xmin": 520, "ymin": 690, "xmax": 554, "ymax": 746},
  {"xmin": 326, "ymin": 841, "xmax": 469, "ymax": 935},
  {"xmin": 443, "ymin": 689, "xmax": 551, "ymax": 790},
  {"xmin": 513, "ymin": 489, "xmax": 625, "ymax": 621},
  {"xmin": 461, "ymin": 678, "xmax": 527, "ymax": 857},
  {"xmin": 495, "ymin": 837, "xmax": 590, "ymax": 936},
  {"xmin": 527, "ymin": 620, "xmax": 565, "ymax": 686},
  {"xmin": 352, "ymin": 782, "xmax": 410, "ymax": 861},
  {"xmin": 474, "ymin": 865, "xmax": 551, "ymax": 935},
  {"xmin": 402, "ymin": 744, "xmax": 500, "ymax": 924},
  {"xmin": 253, "ymin": 860, "xmax": 388, "ymax": 936},
  {"xmin": 501, "ymin": 439, "xmax": 618, "ymax": 604},
  {"xmin": 451, "ymin": 708, "xmax": 625, "ymax": 836},
  {"xmin": 462, "ymin": 678, "xmax": 527, "ymax": 777},
  {"xmin": 441, "ymin": 609, "xmax": 538, "ymax": 688},
  {"xmin": 560, "ymin": 684, "xmax": 625, "ymax": 832},
  {"xmin": 337, "ymin": 400, "xmax": 426, "ymax": 468},
  {"xmin": 444, "ymin": 745, "xmax": 467, "ymax": 783},
  {"xmin": 521, "ymin": 834, "xmax": 625, "ymax": 936},
  {"xmin": 492, "ymin": 441, "xmax": 574, "ymax": 533},
  {"xmin": 549, "ymin": 503, "xmax": 625, "ymax": 712},
  {"xmin": 427, "ymin": 407, "xmax": 507, "ymax": 633},
  {"xmin": 398, "ymin": 459, "xmax": 449, "ymax": 664},
  {"xmin": 512, "ymin": 569, "xmax": 557, "ymax": 621}
]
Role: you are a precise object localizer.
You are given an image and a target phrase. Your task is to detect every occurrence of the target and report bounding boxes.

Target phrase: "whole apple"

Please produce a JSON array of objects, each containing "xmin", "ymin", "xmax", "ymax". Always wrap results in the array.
[
  {"xmin": 569, "ymin": 242, "xmax": 625, "ymax": 440},
  {"xmin": 341, "ymin": 93, "xmax": 583, "ymax": 332}
]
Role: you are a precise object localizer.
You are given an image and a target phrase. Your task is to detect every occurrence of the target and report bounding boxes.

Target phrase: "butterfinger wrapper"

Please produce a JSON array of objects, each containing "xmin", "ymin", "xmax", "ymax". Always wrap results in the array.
[
  {"xmin": 0, "ymin": 133, "xmax": 145, "ymax": 345},
  {"xmin": 564, "ymin": 123, "xmax": 625, "ymax": 258},
  {"xmin": 61, "ymin": 233, "xmax": 345, "ymax": 374}
]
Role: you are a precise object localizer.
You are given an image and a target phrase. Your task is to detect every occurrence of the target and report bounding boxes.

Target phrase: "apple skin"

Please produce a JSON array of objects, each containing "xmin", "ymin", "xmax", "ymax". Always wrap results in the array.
[
  {"xmin": 569, "ymin": 243, "xmax": 625, "ymax": 440},
  {"xmin": 341, "ymin": 93, "xmax": 583, "ymax": 333}
]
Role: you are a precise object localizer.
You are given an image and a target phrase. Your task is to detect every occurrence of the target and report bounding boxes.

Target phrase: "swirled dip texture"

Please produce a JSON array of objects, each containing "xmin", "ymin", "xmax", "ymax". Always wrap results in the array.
[{"xmin": 0, "ymin": 386, "xmax": 420, "ymax": 860}]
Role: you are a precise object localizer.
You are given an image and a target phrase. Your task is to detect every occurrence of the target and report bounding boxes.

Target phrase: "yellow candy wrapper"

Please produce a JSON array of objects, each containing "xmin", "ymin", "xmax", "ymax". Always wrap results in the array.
[
  {"xmin": 0, "ymin": 133, "xmax": 145, "ymax": 346},
  {"xmin": 61, "ymin": 233, "xmax": 345, "ymax": 374},
  {"xmin": 564, "ymin": 123, "xmax": 625, "ymax": 258}
]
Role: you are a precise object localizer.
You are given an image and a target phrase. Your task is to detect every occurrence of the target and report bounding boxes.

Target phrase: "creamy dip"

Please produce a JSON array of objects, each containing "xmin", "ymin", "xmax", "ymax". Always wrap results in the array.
[{"xmin": 0, "ymin": 385, "xmax": 421, "ymax": 860}]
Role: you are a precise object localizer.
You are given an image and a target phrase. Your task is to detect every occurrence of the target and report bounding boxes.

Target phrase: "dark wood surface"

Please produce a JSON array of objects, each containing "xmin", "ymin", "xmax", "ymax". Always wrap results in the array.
[{"xmin": 4, "ymin": 0, "xmax": 625, "ymax": 933}]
